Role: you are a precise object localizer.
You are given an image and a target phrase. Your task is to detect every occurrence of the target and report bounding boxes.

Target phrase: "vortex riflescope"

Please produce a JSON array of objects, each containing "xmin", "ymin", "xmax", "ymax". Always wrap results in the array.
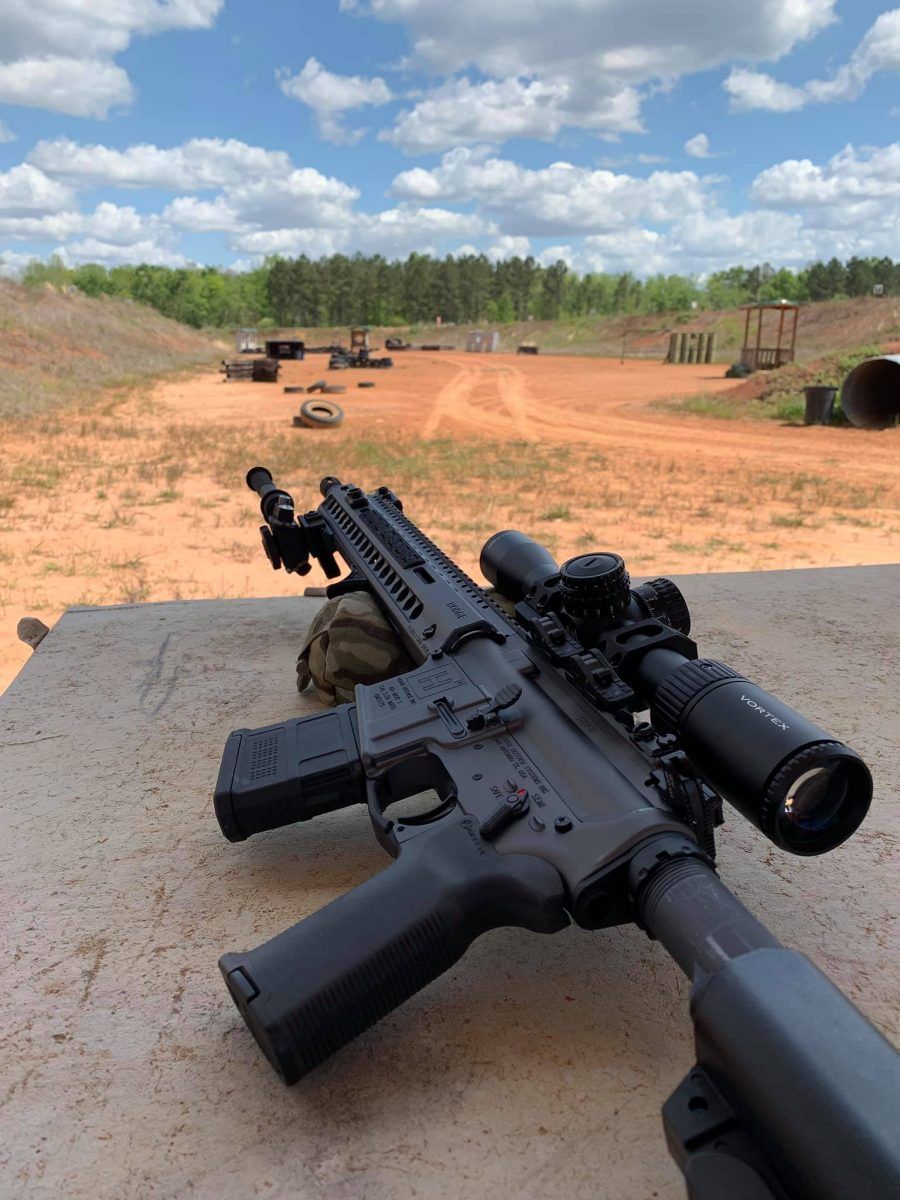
[{"xmin": 481, "ymin": 530, "xmax": 872, "ymax": 856}]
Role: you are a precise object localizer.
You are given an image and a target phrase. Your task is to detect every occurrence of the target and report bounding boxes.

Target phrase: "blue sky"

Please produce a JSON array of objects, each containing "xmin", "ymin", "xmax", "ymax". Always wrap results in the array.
[{"xmin": 0, "ymin": 0, "xmax": 897, "ymax": 276}]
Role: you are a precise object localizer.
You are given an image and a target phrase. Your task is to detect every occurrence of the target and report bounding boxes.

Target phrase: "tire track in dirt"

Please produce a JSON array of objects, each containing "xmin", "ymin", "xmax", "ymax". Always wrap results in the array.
[
  {"xmin": 421, "ymin": 361, "xmax": 481, "ymax": 437},
  {"xmin": 494, "ymin": 365, "xmax": 535, "ymax": 440},
  {"xmin": 417, "ymin": 356, "xmax": 898, "ymax": 485}
]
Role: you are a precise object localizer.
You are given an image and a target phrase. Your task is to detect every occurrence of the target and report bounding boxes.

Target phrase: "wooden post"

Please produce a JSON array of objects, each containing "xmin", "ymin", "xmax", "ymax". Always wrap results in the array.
[
  {"xmin": 776, "ymin": 305, "xmax": 786, "ymax": 366},
  {"xmin": 790, "ymin": 308, "xmax": 799, "ymax": 359},
  {"xmin": 668, "ymin": 332, "xmax": 678, "ymax": 363},
  {"xmin": 706, "ymin": 332, "xmax": 717, "ymax": 363},
  {"xmin": 742, "ymin": 307, "xmax": 752, "ymax": 368},
  {"xmin": 754, "ymin": 306, "xmax": 764, "ymax": 371}
]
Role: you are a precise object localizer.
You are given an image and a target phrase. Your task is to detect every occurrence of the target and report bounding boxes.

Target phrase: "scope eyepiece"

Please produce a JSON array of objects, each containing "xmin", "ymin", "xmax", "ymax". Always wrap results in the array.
[{"xmin": 649, "ymin": 659, "xmax": 872, "ymax": 855}]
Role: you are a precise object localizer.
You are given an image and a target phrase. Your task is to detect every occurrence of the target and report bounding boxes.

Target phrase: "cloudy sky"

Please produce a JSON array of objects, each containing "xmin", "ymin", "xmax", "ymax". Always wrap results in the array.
[{"xmin": 0, "ymin": 0, "xmax": 897, "ymax": 277}]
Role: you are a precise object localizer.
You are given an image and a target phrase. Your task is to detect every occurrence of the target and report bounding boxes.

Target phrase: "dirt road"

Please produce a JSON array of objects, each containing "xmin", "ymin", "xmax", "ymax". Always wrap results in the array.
[{"xmin": 2, "ymin": 351, "xmax": 898, "ymax": 691}]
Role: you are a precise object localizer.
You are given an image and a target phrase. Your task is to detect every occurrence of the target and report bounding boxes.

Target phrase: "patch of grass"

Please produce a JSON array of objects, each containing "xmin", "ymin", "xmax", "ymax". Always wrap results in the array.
[
  {"xmin": 110, "ymin": 557, "xmax": 146, "ymax": 571},
  {"xmin": 833, "ymin": 512, "xmax": 877, "ymax": 528},
  {"xmin": 539, "ymin": 506, "xmax": 572, "ymax": 521},
  {"xmin": 99, "ymin": 510, "xmax": 136, "ymax": 529},
  {"xmin": 660, "ymin": 392, "xmax": 750, "ymax": 420},
  {"xmin": 771, "ymin": 514, "xmax": 806, "ymax": 528},
  {"xmin": 0, "ymin": 280, "xmax": 220, "ymax": 422},
  {"xmin": 119, "ymin": 576, "xmax": 151, "ymax": 603},
  {"xmin": 0, "ymin": 495, "xmax": 15, "ymax": 511}
]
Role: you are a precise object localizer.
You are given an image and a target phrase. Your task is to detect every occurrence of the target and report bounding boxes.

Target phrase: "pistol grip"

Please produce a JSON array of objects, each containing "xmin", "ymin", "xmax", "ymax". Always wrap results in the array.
[{"xmin": 219, "ymin": 816, "xmax": 568, "ymax": 1082}]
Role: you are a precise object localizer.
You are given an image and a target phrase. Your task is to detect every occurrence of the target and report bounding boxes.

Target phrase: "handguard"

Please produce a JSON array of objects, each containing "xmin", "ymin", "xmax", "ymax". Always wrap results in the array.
[{"xmin": 220, "ymin": 815, "xmax": 567, "ymax": 1082}]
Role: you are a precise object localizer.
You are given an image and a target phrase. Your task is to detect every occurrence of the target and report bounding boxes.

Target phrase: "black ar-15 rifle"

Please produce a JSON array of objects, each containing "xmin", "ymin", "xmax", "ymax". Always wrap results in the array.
[{"xmin": 215, "ymin": 467, "xmax": 900, "ymax": 1199}]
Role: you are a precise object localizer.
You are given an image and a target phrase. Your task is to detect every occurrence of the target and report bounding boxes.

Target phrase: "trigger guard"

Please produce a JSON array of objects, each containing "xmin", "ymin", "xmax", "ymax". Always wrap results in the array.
[{"xmin": 367, "ymin": 774, "xmax": 459, "ymax": 855}]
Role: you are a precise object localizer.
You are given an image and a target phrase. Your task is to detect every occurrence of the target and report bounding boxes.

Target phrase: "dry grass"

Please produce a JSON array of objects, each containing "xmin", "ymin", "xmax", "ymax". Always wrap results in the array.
[{"xmin": 0, "ymin": 280, "xmax": 222, "ymax": 418}]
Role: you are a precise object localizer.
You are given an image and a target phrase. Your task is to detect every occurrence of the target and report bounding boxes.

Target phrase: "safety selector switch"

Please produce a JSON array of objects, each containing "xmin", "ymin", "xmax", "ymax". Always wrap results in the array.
[{"xmin": 480, "ymin": 787, "xmax": 530, "ymax": 840}]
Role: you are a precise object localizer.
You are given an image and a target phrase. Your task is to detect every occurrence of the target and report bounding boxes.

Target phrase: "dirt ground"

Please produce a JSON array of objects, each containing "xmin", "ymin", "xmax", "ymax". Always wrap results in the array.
[{"xmin": 2, "ymin": 350, "xmax": 898, "ymax": 691}]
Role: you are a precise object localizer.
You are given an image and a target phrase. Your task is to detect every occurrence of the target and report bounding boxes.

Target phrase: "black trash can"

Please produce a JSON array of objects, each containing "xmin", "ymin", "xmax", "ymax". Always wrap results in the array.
[{"xmin": 804, "ymin": 386, "xmax": 836, "ymax": 425}]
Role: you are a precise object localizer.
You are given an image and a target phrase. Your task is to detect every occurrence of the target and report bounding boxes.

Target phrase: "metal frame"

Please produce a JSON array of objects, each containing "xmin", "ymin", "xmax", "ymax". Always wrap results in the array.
[{"xmin": 740, "ymin": 302, "xmax": 799, "ymax": 371}]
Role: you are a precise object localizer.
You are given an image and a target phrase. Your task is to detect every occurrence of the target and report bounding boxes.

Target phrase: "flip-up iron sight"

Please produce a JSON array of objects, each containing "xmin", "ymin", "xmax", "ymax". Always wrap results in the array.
[{"xmin": 481, "ymin": 530, "xmax": 872, "ymax": 855}]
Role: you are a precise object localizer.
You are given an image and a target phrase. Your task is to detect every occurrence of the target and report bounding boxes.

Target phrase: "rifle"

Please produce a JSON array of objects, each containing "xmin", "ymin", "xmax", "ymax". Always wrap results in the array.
[{"xmin": 215, "ymin": 467, "xmax": 900, "ymax": 1199}]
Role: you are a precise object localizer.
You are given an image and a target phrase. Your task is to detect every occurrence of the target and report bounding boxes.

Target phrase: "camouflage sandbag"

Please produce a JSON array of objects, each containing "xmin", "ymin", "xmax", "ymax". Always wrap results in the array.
[
  {"xmin": 297, "ymin": 591, "xmax": 416, "ymax": 704},
  {"xmin": 297, "ymin": 588, "xmax": 516, "ymax": 705}
]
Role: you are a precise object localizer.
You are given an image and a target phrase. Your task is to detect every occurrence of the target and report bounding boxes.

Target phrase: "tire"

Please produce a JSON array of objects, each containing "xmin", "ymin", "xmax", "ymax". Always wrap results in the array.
[
  {"xmin": 358, "ymin": 381, "xmax": 376, "ymax": 388},
  {"xmin": 292, "ymin": 415, "xmax": 305, "ymax": 427},
  {"xmin": 299, "ymin": 399, "xmax": 344, "ymax": 427},
  {"xmin": 322, "ymin": 385, "xmax": 346, "ymax": 394},
  {"xmin": 284, "ymin": 386, "xmax": 305, "ymax": 394},
  {"xmin": 306, "ymin": 380, "xmax": 327, "ymax": 393}
]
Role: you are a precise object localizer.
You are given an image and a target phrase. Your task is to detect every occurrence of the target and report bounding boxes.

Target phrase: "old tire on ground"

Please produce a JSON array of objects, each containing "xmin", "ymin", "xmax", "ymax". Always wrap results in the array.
[
  {"xmin": 299, "ymin": 399, "xmax": 344, "ymax": 427},
  {"xmin": 284, "ymin": 386, "xmax": 305, "ymax": 394},
  {"xmin": 322, "ymin": 385, "xmax": 346, "ymax": 394},
  {"xmin": 306, "ymin": 379, "xmax": 327, "ymax": 393},
  {"xmin": 292, "ymin": 415, "xmax": 305, "ymax": 426},
  {"xmin": 358, "ymin": 381, "xmax": 376, "ymax": 388}
]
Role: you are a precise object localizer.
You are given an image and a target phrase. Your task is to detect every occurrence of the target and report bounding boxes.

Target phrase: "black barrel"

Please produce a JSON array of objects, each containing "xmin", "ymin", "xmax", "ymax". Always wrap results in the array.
[{"xmin": 803, "ymin": 386, "xmax": 836, "ymax": 425}]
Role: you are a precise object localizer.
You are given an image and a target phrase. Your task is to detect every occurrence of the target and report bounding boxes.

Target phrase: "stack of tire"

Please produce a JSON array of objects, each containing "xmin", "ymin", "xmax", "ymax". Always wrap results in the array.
[{"xmin": 329, "ymin": 350, "xmax": 393, "ymax": 370}]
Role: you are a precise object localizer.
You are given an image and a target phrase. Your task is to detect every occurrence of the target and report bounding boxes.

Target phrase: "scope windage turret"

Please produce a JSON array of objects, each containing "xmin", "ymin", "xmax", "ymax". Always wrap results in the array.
[{"xmin": 480, "ymin": 530, "xmax": 871, "ymax": 857}]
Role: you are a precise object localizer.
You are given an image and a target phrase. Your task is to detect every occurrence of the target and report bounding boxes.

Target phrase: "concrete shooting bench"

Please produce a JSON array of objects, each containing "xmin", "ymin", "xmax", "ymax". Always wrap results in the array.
[{"xmin": 2, "ymin": 566, "xmax": 898, "ymax": 1200}]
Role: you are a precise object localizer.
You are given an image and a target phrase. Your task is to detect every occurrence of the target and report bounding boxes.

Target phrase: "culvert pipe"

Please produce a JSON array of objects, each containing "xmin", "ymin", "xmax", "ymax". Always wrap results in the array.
[{"xmin": 840, "ymin": 355, "xmax": 900, "ymax": 429}]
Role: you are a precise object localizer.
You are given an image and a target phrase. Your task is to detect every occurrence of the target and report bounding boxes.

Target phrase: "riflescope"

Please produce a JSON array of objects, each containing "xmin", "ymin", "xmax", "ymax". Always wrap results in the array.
[{"xmin": 481, "ymin": 531, "xmax": 872, "ymax": 856}]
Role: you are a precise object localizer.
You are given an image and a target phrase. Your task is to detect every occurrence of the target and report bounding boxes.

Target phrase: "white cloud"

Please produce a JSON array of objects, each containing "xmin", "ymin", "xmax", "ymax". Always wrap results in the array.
[
  {"xmin": 0, "ymin": 203, "xmax": 166, "ymax": 247},
  {"xmin": 578, "ymin": 228, "xmax": 669, "ymax": 274},
  {"xmin": 0, "ymin": 120, "xmax": 16, "ymax": 144},
  {"xmin": 229, "ymin": 204, "xmax": 485, "ymax": 260},
  {"xmin": 61, "ymin": 237, "xmax": 188, "ymax": 267},
  {"xmin": 350, "ymin": 0, "xmax": 835, "ymax": 144},
  {"xmin": 1, "ymin": 1, "xmax": 223, "ymax": 118},
  {"xmin": 346, "ymin": 0, "xmax": 835, "ymax": 77},
  {"xmin": 536, "ymin": 244, "xmax": 575, "ymax": 267},
  {"xmin": 29, "ymin": 137, "xmax": 294, "ymax": 190},
  {"xmin": 752, "ymin": 142, "xmax": 900, "ymax": 209},
  {"xmin": 684, "ymin": 133, "xmax": 713, "ymax": 159},
  {"xmin": 163, "ymin": 196, "xmax": 242, "ymax": 232},
  {"xmin": 391, "ymin": 147, "xmax": 712, "ymax": 235},
  {"xmin": 386, "ymin": 75, "xmax": 642, "ymax": 153},
  {"xmin": 0, "ymin": 249, "xmax": 37, "ymax": 278},
  {"xmin": 805, "ymin": 8, "xmax": 900, "ymax": 102},
  {"xmin": 224, "ymin": 170, "xmax": 359, "ymax": 229},
  {"xmin": 278, "ymin": 57, "xmax": 393, "ymax": 144},
  {"xmin": 228, "ymin": 228, "xmax": 344, "ymax": 257},
  {"xmin": 723, "ymin": 68, "xmax": 808, "ymax": 112},
  {"xmin": 0, "ymin": 57, "xmax": 132, "ymax": 119},
  {"xmin": 725, "ymin": 8, "xmax": 900, "ymax": 112},
  {"xmin": 0, "ymin": 164, "xmax": 74, "ymax": 216},
  {"xmin": 486, "ymin": 236, "xmax": 532, "ymax": 262}
]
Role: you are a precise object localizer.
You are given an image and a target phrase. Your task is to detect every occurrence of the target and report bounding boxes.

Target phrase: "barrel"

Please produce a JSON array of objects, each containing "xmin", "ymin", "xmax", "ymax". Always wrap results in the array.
[
  {"xmin": 840, "ymin": 356, "xmax": 900, "ymax": 429},
  {"xmin": 803, "ymin": 387, "xmax": 836, "ymax": 425}
]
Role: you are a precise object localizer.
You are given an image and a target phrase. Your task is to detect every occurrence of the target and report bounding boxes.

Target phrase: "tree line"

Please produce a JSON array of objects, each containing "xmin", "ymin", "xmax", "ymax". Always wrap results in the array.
[{"xmin": 17, "ymin": 252, "xmax": 900, "ymax": 330}]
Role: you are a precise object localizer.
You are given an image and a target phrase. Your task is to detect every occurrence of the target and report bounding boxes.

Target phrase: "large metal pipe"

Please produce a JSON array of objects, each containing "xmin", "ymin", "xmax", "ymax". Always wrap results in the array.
[{"xmin": 841, "ymin": 355, "xmax": 900, "ymax": 429}]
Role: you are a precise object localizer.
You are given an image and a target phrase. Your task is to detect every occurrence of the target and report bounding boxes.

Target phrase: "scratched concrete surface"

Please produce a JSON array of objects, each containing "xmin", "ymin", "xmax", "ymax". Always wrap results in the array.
[{"xmin": 1, "ymin": 569, "xmax": 898, "ymax": 1200}]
